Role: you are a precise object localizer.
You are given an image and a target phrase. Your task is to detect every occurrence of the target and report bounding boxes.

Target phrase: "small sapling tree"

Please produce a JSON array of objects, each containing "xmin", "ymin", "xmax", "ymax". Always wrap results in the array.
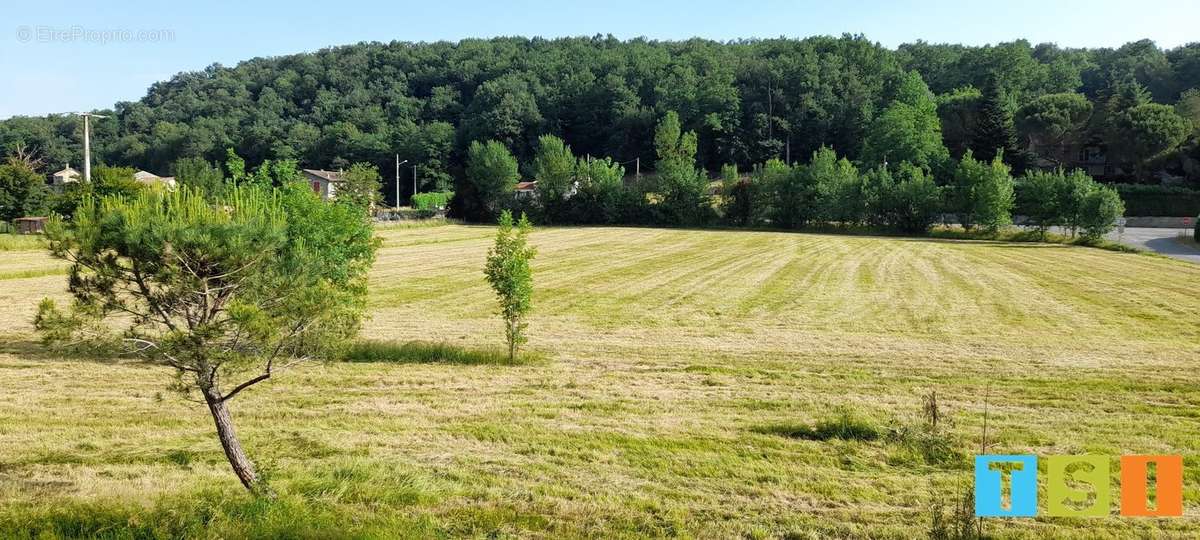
[
  {"xmin": 35, "ymin": 184, "xmax": 377, "ymax": 492},
  {"xmin": 484, "ymin": 210, "xmax": 536, "ymax": 362}
]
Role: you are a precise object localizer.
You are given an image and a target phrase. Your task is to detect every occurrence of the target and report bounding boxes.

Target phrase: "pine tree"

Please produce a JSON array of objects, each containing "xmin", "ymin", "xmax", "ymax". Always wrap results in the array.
[{"xmin": 971, "ymin": 75, "xmax": 1025, "ymax": 174}]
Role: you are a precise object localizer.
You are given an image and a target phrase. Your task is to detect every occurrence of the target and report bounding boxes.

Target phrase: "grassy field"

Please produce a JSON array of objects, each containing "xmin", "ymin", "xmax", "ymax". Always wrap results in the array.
[{"xmin": 0, "ymin": 224, "xmax": 1198, "ymax": 538}]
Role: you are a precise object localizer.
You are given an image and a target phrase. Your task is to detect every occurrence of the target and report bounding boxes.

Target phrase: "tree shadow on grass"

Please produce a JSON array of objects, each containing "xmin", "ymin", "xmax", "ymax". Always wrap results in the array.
[
  {"xmin": 340, "ymin": 339, "xmax": 542, "ymax": 366},
  {"xmin": 0, "ymin": 334, "xmax": 131, "ymax": 365}
]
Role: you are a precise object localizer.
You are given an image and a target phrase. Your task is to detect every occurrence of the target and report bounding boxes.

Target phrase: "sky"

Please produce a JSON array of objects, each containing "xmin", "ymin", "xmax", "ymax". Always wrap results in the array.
[{"xmin": 2, "ymin": 0, "xmax": 1198, "ymax": 119}]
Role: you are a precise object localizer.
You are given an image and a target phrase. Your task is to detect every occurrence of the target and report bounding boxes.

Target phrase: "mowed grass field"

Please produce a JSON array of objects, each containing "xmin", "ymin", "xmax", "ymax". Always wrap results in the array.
[{"xmin": 0, "ymin": 224, "xmax": 1198, "ymax": 538}]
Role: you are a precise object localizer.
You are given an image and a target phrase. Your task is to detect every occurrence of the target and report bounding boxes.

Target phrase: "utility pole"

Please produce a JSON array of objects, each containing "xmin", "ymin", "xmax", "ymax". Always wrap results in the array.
[
  {"xmin": 394, "ymin": 155, "xmax": 408, "ymax": 208},
  {"xmin": 635, "ymin": 157, "xmax": 640, "ymax": 178},
  {"xmin": 412, "ymin": 163, "xmax": 418, "ymax": 200},
  {"xmin": 75, "ymin": 112, "xmax": 108, "ymax": 183}
]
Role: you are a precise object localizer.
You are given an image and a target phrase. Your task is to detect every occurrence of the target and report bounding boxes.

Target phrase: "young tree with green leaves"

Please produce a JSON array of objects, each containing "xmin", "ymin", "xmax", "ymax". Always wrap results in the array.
[
  {"xmin": 952, "ymin": 151, "xmax": 1015, "ymax": 232},
  {"xmin": 35, "ymin": 184, "xmax": 377, "ymax": 492},
  {"xmin": 861, "ymin": 71, "xmax": 949, "ymax": 174},
  {"xmin": 0, "ymin": 162, "xmax": 49, "ymax": 222},
  {"xmin": 868, "ymin": 162, "xmax": 943, "ymax": 233},
  {"xmin": 1078, "ymin": 186, "xmax": 1125, "ymax": 241},
  {"xmin": 454, "ymin": 140, "xmax": 520, "ymax": 222},
  {"xmin": 573, "ymin": 156, "xmax": 625, "ymax": 224},
  {"xmin": 338, "ymin": 162, "xmax": 384, "ymax": 209},
  {"xmin": 654, "ymin": 111, "xmax": 711, "ymax": 226},
  {"xmin": 530, "ymin": 135, "xmax": 576, "ymax": 221},
  {"xmin": 806, "ymin": 147, "xmax": 861, "ymax": 226},
  {"xmin": 484, "ymin": 210, "xmax": 536, "ymax": 363},
  {"xmin": 764, "ymin": 159, "xmax": 805, "ymax": 229}
]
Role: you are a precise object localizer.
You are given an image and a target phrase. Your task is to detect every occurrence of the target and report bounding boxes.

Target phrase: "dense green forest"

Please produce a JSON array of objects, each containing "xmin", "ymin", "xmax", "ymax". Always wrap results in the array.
[{"xmin": 2, "ymin": 35, "xmax": 1199, "ymax": 207}]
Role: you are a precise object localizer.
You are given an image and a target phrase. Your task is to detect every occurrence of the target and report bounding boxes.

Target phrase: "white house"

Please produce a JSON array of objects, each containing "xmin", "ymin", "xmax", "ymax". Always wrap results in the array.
[
  {"xmin": 133, "ymin": 170, "xmax": 177, "ymax": 189},
  {"xmin": 302, "ymin": 169, "xmax": 344, "ymax": 200},
  {"xmin": 51, "ymin": 165, "xmax": 80, "ymax": 186}
]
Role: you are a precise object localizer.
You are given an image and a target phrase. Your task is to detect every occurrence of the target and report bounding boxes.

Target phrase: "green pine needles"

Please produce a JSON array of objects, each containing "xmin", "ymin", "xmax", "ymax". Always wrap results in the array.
[{"xmin": 484, "ymin": 211, "xmax": 536, "ymax": 363}]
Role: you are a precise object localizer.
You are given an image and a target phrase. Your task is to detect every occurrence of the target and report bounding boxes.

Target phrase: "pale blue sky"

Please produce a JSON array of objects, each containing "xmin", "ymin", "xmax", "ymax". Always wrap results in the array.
[{"xmin": 2, "ymin": 0, "xmax": 1197, "ymax": 119}]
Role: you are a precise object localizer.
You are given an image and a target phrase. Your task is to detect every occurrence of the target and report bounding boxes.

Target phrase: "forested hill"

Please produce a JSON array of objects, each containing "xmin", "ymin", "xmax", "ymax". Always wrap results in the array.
[{"xmin": 3, "ymin": 35, "xmax": 1199, "ymax": 197}]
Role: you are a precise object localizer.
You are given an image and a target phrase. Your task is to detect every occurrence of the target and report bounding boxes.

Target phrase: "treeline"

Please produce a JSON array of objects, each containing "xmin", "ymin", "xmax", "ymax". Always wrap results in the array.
[
  {"xmin": 1, "ymin": 35, "xmax": 1198, "ymax": 205},
  {"xmin": 456, "ymin": 110, "xmax": 1125, "ymax": 240}
]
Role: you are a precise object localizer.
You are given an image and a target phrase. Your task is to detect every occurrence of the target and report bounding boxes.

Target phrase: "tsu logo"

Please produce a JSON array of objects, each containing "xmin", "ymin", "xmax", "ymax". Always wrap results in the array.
[{"xmin": 974, "ymin": 454, "xmax": 1184, "ymax": 517}]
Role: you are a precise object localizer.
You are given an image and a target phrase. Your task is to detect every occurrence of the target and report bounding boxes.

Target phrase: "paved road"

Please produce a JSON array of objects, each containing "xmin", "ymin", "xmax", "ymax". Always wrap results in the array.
[{"xmin": 1108, "ymin": 227, "xmax": 1200, "ymax": 264}]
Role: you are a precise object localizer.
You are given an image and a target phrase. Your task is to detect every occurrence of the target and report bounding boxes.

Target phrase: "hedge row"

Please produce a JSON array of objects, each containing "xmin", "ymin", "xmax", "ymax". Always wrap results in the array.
[
  {"xmin": 1109, "ymin": 184, "xmax": 1200, "ymax": 217},
  {"xmin": 411, "ymin": 191, "xmax": 453, "ymax": 211}
]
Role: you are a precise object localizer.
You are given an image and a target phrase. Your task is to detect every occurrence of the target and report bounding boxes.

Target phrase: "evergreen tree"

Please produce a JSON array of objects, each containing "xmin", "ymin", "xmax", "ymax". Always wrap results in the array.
[{"xmin": 971, "ymin": 75, "xmax": 1025, "ymax": 174}]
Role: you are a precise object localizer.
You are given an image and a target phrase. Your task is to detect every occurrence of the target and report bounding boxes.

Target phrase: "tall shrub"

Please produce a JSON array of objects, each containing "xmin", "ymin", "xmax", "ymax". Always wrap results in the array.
[{"xmin": 952, "ymin": 151, "xmax": 1014, "ymax": 232}]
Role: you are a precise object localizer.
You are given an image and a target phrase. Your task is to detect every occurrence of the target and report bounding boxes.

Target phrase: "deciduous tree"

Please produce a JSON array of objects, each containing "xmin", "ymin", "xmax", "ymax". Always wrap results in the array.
[{"xmin": 484, "ymin": 210, "xmax": 536, "ymax": 363}]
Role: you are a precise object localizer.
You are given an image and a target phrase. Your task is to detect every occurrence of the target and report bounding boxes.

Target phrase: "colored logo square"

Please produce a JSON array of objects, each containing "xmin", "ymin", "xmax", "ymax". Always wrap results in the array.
[
  {"xmin": 1120, "ymin": 455, "xmax": 1183, "ymax": 517},
  {"xmin": 1046, "ymin": 455, "xmax": 1110, "ymax": 517},
  {"xmin": 975, "ymin": 455, "xmax": 1038, "ymax": 517}
]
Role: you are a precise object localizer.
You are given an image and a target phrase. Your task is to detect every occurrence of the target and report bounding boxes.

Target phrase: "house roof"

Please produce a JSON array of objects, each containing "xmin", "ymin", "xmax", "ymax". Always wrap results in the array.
[
  {"xmin": 133, "ymin": 170, "xmax": 177, "ymax": 188},
  {"xmin": 514, "ymin": 181, "xmax": 537, "ymax": 191},
  {"xmin": 52, "ymin": 167, "xmax": 79, "ymax": 177},
  {"xmin": 303, "ymin": 169, "xmax": 345, "ymax": 183}
]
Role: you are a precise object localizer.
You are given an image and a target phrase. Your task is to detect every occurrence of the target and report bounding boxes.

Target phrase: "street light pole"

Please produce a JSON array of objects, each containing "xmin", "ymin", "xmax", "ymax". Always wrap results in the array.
[
  {"xmin": 75, "ymin": 112, "xmax": 109, "ymax": 183},
  {"xmin": 412, "ymin": 163, "xmax": 418, "ymax": 200},
  {"xmin": 394, "ymin": 155, "xmax": 408, "ymax": 208}
]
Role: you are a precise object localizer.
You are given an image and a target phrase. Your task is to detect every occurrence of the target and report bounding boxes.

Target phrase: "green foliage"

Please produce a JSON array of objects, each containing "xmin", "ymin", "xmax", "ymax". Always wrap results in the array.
[
  {"xmin": 530, "ymin": 135, "xmax": 576, "ymax": 222},
  {"xmin": 225, "ymin": 148, "xmax": 247, "ymax": 184},
  {"xmin": 1109, "ymin": 184, "xmax": 1200, "ymax": 217},
  {"xmin": 936, "ymin": 86, "xmax": 981, "ymax": 158},
  {"xmin": 44, "ymin": 166, "xmax": 148, "ymax": 219},
  {"xmin": 571, "ymin": 156, "xmax": 627, "ymax": 224},
  {"xmin": 861, "ymin": 71, "xmax": 950, "ymax": 174},
  {"xmin": 484, "ymin": 211, "xmax": 536, "ymax": 363},
  {"xmin": 971, "ymin": 75, "xmax": 1024, "ymax": 172},
  {"xmin": 2, "ymin": 36, "xmax": 1200, "ymax": 187},
  {"xmin": 410, "ymin": 191, "xmax": 453, "ymax": 211},
  {"xmin": 1015, "ymin": 93, "xmax": 1093, "ymax": 165},
  {"xmin": 866, "ymin": 163, "xmax": 944, "ymax": 233},
  {"xmin": 0, "ymin": 162, "xmax": 49, "ymax": 221},
  {"xmin": 1112, "ymin": 103, "xmax": 1192, "ymax": 169},
  {"xmin": 37, "ymin": 184, "xmax": 377, "ymax": 490},
  {"xmin": 654, "ymin": 111, "xmax": 711, "ymax": 226},
  {"xmin": 1015, "ymin": 168, "xmax": 1124, "ymax": 237},
  {"xmin": 1078, "ymin": 185, "xmax": 1125, "ymax": 240},
  {"xmin": 952, "ymin": 151, "xmax": 1015, "ymax": 232},
  {"xmin": 339, "ymin": 162, "xmax": 384, "ymax": 209},
  {"xmin": 806, "ymin": 147, "xmax": 862, "ymax": 225},
  {"xmin": 454, "ymin": 140, "xmax": 519, "ymax": 222},
  {"xmin": 764, "ymin": 159, "xmax": 806, "ymax": 228},
  {"xmin": 172, "ymin": 157, "xmax": 226, "ymax": 196}
]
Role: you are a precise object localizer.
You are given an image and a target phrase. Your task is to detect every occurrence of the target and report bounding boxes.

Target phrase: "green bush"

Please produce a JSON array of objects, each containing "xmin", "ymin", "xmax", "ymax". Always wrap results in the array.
[
  {"xmin": 411, "ymin": 191, "xmax": 453, "ymax": 211},
  {"xmin": 1015, "ymin": 169, "xmax": 1124, "ymax": 238},
  {"xmin": 1110, "ymin": 184, "xmax": 1200, "ymax": 217}
]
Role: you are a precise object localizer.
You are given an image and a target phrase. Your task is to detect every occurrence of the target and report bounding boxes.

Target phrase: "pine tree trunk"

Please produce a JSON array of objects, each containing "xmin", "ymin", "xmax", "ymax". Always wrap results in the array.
[{"xmin": 204, "ymin": 391, "xmax": 261, "ymax": 492}]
